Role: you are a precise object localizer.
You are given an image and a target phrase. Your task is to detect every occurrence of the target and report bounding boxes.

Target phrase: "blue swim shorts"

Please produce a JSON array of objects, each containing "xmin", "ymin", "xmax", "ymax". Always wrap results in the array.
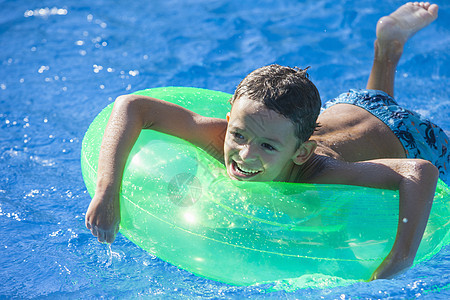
[{"xmin": 324, "ymin": 89, "xmax": 449, "ymax": 184}]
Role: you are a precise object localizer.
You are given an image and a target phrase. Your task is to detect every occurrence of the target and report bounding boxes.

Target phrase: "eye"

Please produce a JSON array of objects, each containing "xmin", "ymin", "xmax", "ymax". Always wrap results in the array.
[
  {"xmin": 261, "ymin": 143, "xmax": 277, "ymax": 151},
  {"xmin": 232, "ymin": 131, "xmax": 245, "ymax": 140}
]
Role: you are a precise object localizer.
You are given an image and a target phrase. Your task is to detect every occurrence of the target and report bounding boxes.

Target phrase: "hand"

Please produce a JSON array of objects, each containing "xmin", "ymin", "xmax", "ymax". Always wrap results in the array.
[{"xmin": 85, "ymin": 193, "xmax": 121, "ymax": 243}]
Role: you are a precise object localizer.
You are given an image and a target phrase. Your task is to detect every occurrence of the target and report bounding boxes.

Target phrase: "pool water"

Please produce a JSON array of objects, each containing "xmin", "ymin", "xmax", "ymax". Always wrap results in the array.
[{"xmin": 1, "ymin": 0, "xmax": 449, "ymax": 298}]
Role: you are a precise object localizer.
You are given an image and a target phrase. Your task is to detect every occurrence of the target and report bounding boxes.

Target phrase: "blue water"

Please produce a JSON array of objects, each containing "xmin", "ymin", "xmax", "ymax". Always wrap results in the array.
[{"xmin": 1, "ymin": 0, "xmax": 449, "ymax": 298}]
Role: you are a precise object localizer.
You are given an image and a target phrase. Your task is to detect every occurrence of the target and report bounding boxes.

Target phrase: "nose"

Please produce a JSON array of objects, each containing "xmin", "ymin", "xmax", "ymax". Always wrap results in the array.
[{"xmin": 239, "ymin": 143, "xmax": 258, "ymax": 161}]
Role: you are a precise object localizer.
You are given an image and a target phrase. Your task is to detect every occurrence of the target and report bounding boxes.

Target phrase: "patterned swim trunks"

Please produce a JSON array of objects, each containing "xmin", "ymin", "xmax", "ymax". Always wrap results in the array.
[{"xmin": 324, "ymin": 89, "xmax": 449, "ymax": 184}]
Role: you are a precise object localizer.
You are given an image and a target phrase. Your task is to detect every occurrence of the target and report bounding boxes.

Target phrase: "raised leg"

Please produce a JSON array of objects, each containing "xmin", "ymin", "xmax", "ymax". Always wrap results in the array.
[{"xmin": 366, "ymin": 2, "xmax": 438, "ymax": 97}]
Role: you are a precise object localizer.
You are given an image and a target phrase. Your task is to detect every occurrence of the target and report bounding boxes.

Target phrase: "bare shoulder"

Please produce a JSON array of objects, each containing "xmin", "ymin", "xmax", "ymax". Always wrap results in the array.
[{"xmin": 312, "ymin": 104, "xmax": 406, "ymax": 161}]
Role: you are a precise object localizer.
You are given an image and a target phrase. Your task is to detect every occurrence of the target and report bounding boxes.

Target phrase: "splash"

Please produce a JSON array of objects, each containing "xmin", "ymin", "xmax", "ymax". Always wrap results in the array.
[
  {"xmin": 266, "ymin": 274, "xmax": 360, "ymax": 292},
  {"xmin": 105, "ymin": 243, "xmax": 121, "ymax": 267}
]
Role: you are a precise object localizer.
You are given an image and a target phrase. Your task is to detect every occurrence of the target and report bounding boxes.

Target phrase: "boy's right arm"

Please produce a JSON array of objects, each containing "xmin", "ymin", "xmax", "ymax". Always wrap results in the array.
[
  {"xmin": 85, "ymin": 94, "xmax": 227, "ymax": 243},
  {"xmin": 309, "ymin": 156, "xmax": 438, "ymax": 280}
]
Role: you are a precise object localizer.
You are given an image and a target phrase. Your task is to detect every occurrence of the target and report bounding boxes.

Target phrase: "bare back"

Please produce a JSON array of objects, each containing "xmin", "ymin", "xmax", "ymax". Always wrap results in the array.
[{"xmin": 311, "ymin": 104, "xmax": 406, "ymax": 162}]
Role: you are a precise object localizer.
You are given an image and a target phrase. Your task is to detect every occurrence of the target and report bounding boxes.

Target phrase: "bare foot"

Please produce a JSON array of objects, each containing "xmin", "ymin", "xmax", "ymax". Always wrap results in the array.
[
  {"xmin": 366, "ymin": 3, "xmax": 439, "ymax": 96},
  {"xmin": 377, "ymin": 2, "xmax": 438, "ymax": 46}
]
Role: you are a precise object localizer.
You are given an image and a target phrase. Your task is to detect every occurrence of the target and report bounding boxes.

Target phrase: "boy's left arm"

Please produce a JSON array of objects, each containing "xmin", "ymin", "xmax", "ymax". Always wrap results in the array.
[{"xmin": 311, "ymin": 157, "xmax": 439, "ymax": 280}]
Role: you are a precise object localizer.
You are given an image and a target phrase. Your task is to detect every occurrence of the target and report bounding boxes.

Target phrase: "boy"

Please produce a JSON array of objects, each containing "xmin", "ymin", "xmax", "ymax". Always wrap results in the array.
[{"xmin": 86, "ymin": 2, "xmax": 447, "ymax": 280}]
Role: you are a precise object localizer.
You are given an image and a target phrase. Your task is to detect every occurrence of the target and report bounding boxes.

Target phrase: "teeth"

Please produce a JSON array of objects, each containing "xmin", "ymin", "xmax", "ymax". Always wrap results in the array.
[{"xmin": 236, "ymin": 162, "xmax": 260, "ymax": 174}]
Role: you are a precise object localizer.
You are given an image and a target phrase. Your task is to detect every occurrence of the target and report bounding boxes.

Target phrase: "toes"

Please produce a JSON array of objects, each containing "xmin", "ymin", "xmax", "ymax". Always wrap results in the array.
[
  {"xmin": 429, "ymin": 4, "xmax": 439, "ymax": 17},
  {"xmin": 409, "ymin": 1, "xmax": 437, "ymax": 15}
]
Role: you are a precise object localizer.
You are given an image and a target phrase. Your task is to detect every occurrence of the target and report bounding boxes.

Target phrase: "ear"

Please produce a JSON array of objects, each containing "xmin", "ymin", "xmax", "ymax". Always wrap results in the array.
[
  {"xmin": 292, "ymin": 140, "xmax": 317, "ymax": 165},
  {"xmin": 226, "ymin": 112, "xmax": 230, "ymax": 123}
]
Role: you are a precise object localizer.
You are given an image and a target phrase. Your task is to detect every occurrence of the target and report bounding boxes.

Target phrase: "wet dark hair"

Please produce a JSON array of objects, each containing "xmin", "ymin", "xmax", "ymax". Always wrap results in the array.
[{"xmin": 230, "ymin": 64, "xmax": 321, "ymax": 144}]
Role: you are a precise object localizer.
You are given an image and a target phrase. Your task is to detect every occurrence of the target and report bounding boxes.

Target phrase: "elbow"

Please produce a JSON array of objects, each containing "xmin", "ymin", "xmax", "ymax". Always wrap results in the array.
[
  {"xmin": 400, "ymin": 159, "xmax": 439, "ymax": 185},
  {"xmin": 395, "ymin": 158, "xmax": 439, "ymax": 187},
  {"xmin": 111, "ymin": 94, "xmax": 147, "ymax": 127},
  {"xmin": 400, "ymin": 159, "xmax": 438, "ymax": 205},
  {"xmin": 114, "ymin": 94, "xmax": 138, "ymax": 108},
  {"xmin": 415, "ymin": 159, "xmax": 439, "ymax": 184},
  {"xmin": 112, "ymin": 94, "xmax": 132, "ymax": 113}
]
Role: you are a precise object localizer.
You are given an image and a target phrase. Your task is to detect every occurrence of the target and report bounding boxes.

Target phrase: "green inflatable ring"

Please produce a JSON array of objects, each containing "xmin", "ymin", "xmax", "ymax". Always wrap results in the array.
[{"xmin": 81, "ymin": 87, "xmax": 450, "ymax": 286}]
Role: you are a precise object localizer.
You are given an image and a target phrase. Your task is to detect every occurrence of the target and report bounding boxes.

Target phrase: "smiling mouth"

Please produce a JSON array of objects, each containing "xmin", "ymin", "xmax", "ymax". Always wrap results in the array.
[{"xmin": 231, "ymin": 160, "xmax": 262, "ymax": 179}]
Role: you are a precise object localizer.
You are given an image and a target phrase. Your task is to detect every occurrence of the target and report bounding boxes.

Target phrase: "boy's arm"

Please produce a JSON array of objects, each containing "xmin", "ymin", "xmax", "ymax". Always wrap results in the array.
[
  {"xmin": 310, "ymin": 157, "xmax": 438, "ymax": 280},
  {"xmin": 85, "ymin": 94, "xmax": 227, "ymax": 243}
]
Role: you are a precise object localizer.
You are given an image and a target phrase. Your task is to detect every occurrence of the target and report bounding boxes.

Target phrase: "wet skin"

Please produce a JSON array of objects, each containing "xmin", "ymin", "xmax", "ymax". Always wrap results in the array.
[
  {"xmin": 224, "ymin": 96, "xmax": 318, "ymax": 182},
  {"xmin": 224, "ymin": 95, "xmax": 408, "ymax": 184}
]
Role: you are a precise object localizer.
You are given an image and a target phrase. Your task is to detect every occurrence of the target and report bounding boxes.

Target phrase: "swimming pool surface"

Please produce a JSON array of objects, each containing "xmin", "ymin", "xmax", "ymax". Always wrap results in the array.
[{"xmin": 1, "ymin": 0, "xmax": 449, "ymax": 298}]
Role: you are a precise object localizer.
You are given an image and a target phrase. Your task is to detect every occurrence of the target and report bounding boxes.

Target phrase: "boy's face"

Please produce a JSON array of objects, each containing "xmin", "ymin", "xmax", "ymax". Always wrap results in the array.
[{"xmin": 224, "ymin": 96, "xmax": 302, "ymax": 182}]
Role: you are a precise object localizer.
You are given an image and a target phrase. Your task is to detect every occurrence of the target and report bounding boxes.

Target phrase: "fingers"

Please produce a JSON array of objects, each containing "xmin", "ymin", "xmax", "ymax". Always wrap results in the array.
[
  {"xmin": 85, "ymin": 216, "xmax": 92, "ymax": 229},
  {"xmin": 89, "ymin": 224, "xmax": 99, "ymax": 238},
  {"xmin": 105, "ymin": 231, "xmax": 117, "ymax": 244},
  {"xmin": 102, "ymin": 225, "xmax": 119, "ymax": 244},
  {"xmin": 87, "ymin": 223, "xmax": 119, "ymax": 244},
  {"xmin": 97, "ymin": 229, "xmax": 107, "ymax": 243},
  {"xmin": 85, "ymin": 210, "xmax": 120, "ymax": 243}
]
